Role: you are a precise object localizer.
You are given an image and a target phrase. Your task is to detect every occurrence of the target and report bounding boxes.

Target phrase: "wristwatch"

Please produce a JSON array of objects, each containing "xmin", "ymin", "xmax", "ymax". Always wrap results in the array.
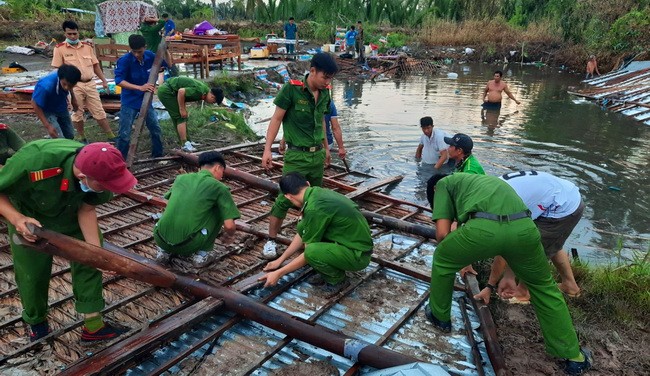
[{"xmin": 486, "ymin": 283, "xmax": 497, "ymax": 292}]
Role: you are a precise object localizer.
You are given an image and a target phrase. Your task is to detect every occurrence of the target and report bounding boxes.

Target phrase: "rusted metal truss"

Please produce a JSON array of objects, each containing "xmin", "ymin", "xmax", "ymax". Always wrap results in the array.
[{"xmin": 0, "ymin": 143, "xmax": 506, "ymax": 375}]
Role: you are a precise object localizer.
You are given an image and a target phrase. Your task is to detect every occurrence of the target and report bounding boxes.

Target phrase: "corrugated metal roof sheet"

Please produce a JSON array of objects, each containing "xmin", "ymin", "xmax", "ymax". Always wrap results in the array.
[
  {"xmin": 125, "ymin": 236, "xmax": 493, "ymax": 375},
  {"xmin": 573, "ymin": 60, "xmax": 650, "ymax": 125}
]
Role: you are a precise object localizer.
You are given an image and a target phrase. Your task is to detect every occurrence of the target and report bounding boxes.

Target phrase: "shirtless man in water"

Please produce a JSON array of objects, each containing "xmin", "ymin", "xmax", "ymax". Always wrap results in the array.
[
  {"xmin": 585, "ymin": 55, "xmax": 600, "ymax": 79},
  {"xmin": 482, "ymin": 70, "xmax": 520, "ymax": 109}
]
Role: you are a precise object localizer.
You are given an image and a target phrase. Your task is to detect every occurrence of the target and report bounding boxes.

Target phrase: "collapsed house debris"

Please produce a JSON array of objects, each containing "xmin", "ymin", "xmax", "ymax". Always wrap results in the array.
[
  {"xmin": 0, "ymin": 143, "xmax": 504, "ymax": 375},
  {"xmin": 569, "ymin": 56, "xmax": 650, "ymax": 126}
]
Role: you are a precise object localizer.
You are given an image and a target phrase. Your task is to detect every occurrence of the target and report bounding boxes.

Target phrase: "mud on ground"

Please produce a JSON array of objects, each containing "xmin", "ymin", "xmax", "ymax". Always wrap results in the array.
[{"xmin": 492, "ymin": 298, "xmax": 649, "ymax": 375}]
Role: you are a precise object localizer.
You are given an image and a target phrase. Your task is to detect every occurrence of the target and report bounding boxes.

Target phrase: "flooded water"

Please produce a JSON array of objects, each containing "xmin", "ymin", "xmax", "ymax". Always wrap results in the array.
[{"xmin": 248, "ymin": 63, "xmax": 650, "ymax": 263}]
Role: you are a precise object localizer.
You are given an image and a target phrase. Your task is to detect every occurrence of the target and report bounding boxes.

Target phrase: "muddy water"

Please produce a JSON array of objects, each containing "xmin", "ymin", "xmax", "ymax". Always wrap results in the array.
[{"xmin": 248, "ymin": 63, "xmax": 650, "ymax": 263}]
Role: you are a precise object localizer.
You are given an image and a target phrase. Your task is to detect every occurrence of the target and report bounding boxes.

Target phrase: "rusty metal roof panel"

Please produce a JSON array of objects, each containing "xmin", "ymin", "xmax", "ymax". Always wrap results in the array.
[
  {"xmin": 573, "ymin": 60, "xmax": 650, "ymax": 124},
  {"xmin": 0, "ymin": 148, "xmax": 499, "ymax": 375},
  {"xmin": 121, "ymin": 236, "xmax": 491, "ymax": 375}
]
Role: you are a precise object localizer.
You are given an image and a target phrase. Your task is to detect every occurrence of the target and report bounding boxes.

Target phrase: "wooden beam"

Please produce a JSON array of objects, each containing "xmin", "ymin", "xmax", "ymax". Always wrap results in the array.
[{"xmin": 126, "ymin": 40, "xmax": 168, "ymax": 167}]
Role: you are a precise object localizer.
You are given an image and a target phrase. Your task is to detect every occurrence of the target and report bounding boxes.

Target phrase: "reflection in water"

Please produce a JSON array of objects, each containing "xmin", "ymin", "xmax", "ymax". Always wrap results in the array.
[
  {"xmin": 481, "ymin": 107, "xmax": 501, "ymax": 136},
  {"xmin": 249, "ymin": 63, "xmax": 650, "ymax": 263}
]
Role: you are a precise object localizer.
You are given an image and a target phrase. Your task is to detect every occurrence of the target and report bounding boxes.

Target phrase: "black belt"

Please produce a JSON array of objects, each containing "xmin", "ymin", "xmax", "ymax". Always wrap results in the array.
[
  {"xmin": 470, "ymin": 210, "xmax": 531, "ymax": 223},
  {"xmin": 80, "ymin": 79, "xmax": 93, "ymax": 83},
  {"xmin": 287, "ymin": 143, "xmax": 322, "ymax": 152}
]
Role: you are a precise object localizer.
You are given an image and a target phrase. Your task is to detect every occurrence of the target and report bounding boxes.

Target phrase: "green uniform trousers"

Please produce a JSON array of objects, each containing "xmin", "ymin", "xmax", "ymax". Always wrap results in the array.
[
  {"xmin": 270, "ymin": 149, "xmax": 325, "ymax": 219},
  {"xmin": 157, "ymin": 85, "xmax": 184, "ymax": 127},
  {"xmin": 304, "ymin": 242, "xmax": 371, "ymax": 284},
  {"xmin": 9, "ymin": 225, "xmax": 105, "ymax": 325},
  {"xmin": 154, "ymin": 217, "xmax": 222, "ymax": 257},
  {"xmin": 429, "ymin": 218, "xmax": 581, "ymax": 359}
]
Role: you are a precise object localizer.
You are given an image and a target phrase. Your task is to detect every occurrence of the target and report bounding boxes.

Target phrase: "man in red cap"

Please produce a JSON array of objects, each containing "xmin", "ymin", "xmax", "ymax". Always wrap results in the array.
[{"xmin": 0, "ymin": 139, "xmax": 137, "ymax": 342}]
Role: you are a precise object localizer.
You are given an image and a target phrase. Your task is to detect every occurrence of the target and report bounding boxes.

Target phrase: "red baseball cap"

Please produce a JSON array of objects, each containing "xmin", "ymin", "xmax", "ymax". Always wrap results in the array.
[{"xmin": 74, "ymin": 142, "xmax": 137, "ymax": 194}]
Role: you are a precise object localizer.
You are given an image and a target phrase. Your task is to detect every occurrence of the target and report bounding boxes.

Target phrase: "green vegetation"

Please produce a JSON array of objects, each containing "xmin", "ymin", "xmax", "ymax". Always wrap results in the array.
[
  {"xmin": 1, "ymin": 1, "xmax": 649, "ymax": 68},
  {"xmin": 211, "ymin": 72, "xmax": 261, "ymax": 98},
  {"xmin": 159, "ymin": 106, "xmax": 258, "ymax": 150},
  {"xmin": 570, "ymin": 246, "xmax": 650, "ymax": 325}
]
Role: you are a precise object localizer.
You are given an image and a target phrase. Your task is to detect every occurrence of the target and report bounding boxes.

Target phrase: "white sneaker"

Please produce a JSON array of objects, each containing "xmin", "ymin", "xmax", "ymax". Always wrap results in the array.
[
  {"xmin": 182, "ymin": 141, "xmax": 197, "ymax": 152},
  {"xmin": 262, "ymin": 240, "xmax": 278, "ymax": 259},
  {"xmin": 190, "ymin": 250, "xmax": 216, "ymax": 268},
  {"xmin": 155, "ymin": 247, "xmax": 171, "ymax": 264}
]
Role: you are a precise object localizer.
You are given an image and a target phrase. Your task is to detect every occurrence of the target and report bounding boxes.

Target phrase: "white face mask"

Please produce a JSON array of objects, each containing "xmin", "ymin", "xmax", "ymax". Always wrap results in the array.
[{"xmin": 66, "ymin": 38, "xmax": 79, "ymax": 45}]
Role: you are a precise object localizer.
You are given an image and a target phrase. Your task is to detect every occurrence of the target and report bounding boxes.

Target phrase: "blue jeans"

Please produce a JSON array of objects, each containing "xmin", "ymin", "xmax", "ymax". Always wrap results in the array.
[
  {"xmin": 45, "ymin": 111, "xmax": 74, "ymax": 139},
  {"xmin": 117, "ymin": 105, "xmax": 164, "ymax": 159},
  {"xmin": 286, "ymin": 43, "xmax": 295, "ymax": 54}
]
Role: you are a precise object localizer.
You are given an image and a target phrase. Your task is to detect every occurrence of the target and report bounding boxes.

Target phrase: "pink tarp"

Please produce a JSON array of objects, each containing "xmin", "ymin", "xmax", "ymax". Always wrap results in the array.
[{"xmin": 97, "ymin": 1, "xmax": 157, "ymax": 34}]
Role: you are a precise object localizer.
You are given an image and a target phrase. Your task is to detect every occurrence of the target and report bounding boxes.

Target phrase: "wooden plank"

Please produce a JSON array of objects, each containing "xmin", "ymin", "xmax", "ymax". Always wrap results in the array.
[
  {"xmin": 345, "ymin": 175, "xmax": 403, "ymax": 200},
  {"xmin": 126, "ymin": 40, "xmax": 167, "ymax": 167}
]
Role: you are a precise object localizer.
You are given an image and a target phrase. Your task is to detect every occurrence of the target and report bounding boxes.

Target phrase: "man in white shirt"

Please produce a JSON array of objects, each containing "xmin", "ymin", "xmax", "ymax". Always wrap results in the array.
[
  {"xmin": 476, "ymin": 170, "xmax": 584, "ymax": 303},
  {"xmin": 415, "ymin": 116, "xmax": 453, "ymax": 170}
]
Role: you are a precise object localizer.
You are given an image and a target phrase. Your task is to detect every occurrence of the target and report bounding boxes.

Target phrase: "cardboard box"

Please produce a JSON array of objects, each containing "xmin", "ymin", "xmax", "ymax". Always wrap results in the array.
[{"xmin": 250, "ymin": 48, "xmax": 269, "ymax": 59}]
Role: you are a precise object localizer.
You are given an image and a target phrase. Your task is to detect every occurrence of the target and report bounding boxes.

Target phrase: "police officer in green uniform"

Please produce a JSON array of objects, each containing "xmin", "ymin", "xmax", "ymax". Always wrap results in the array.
[
  {"xmin": 426, "ymin": 173, "xmax": 591, "ymax": 375},
  {"xmin": 259, "ymin": 172, "xmax": 373, "ymax": 292},
  {"xmin": 0, "ymin": 123, "xmax": 25, "ymax": 166},
  {"xmin": 153, "ymin": 151, "xmax": 240, "ymax": 267},
  {"xmin": 157, "ymin": 77, "xmax": 224, "ymax": 152},
  {"xmin": 0, "ymin": 140, "xmax": 137, "ymax": 342},
  {"xmin": 444, "ymin": 133, "xmax": 485, "ymax": 174},
  {"xmin": 261, "ymin": 53, "xmax": 339, "ymax": 260}
]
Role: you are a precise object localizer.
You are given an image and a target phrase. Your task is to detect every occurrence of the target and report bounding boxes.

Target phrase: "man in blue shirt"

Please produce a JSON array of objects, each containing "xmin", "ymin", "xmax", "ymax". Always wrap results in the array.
[
  {"xmin": 283, "ymin": 17, "xmax": 298, "ymax": 54},
  {"xmin": 345, "ymin": 26, "xmax": 357, "ymax": 55},
  {"xmin": 31, "ymin": 64, "xmax": 81, "ymax": 140},
  {"xmin": 324, "ymin": 102, "xmax": 346, "ymax": 159},
  {"xmin": 162, "ymin": 13, "xmax": 176, "ymax": 37},
  {"xmin": 114, "ymin": 34, "xmax": 164, "ymax": 159}
]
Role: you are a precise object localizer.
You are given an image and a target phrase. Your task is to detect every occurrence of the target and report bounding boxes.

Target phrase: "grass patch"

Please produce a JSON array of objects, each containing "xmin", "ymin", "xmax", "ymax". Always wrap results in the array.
[
  {"xmin": 569, "ymin": 250, "xmax": 650, "ymax": 326},
  {"xmin": 211, "ymin": 72, "xmax": 262, "ymax": 97},
  {"xmin": 158, "ymin": 106, "xmax": 258, "ymax": 150},
  {"xmin": 418, "ymin": 18, "xmax": 561, "ymax": 47}
]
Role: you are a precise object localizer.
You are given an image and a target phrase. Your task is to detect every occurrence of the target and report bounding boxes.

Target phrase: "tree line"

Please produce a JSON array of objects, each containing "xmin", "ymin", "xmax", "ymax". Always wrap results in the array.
[{"xmin": 3, "ymin": 0, "xmax": 649, "ymax": 54}]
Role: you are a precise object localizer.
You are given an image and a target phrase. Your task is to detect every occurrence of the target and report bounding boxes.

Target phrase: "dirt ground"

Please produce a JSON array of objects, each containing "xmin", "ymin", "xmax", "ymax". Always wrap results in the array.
[{"xmin": 492, "ymin": 298, "xmax": 649, "ymax": 375}]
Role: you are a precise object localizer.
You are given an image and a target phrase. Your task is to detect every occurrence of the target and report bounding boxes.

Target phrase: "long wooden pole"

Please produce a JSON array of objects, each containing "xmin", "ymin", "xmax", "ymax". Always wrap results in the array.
[
  {"xmin": 126, "ymin": 40, "xmax": 168, "ymax": 168},
  {"xmin": 464, "ymin": 274, "xmax": 509, "ymax": 376},
  {"xmin": 14, "ymin": 226, "xmax": 421, "ymax": 370}
]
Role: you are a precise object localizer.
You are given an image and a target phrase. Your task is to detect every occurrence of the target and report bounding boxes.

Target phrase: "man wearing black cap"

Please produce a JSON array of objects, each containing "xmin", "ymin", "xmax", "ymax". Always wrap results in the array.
[{"xmin": 444, "ymin": 133, "xmax": 485, "ymax": 175}]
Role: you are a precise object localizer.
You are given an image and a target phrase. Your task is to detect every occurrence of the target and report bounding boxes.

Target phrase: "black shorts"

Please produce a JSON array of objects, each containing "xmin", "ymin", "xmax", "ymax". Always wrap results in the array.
[
  {"xmin": 482, "ymin": 101, "xmax": 502, "ymax": 109},
  {"xmin": 534, "ymin": 201, "xmax": 585, "ymax": 257}
]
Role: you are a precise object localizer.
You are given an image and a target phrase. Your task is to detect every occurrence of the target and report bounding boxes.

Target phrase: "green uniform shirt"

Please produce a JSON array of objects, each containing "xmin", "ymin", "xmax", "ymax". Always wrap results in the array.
[
  {"xmin": 164, "ymin": 77, "xmax": 210, "ymax": 102},
  {"xmin": 156, "ymin": 169, "xmax": 240, "ymax": 245},
  {"xmin": 274, "ymin": 75, "xmax": 331, "ymax": 148},
  {"xmin": 0, "ymin": 139, "xmax": 112, "ymax": 232},
  {"xmin": 298, "ymin": 187, "xmax": 373, "ymax": 252},
  {"xmin": 456, "ymin": 154, "xmax": 485, "ymax": 174},
  {"xmin": 140, "ymin": 20, "xmax": 165, "ymax": 52},
  {"xmin": 432, "ymin": 173, "xmax": 528, "ymax": 224},
  {"xmin": 0, "ymin": 127, "xmax": 25, "ymax": 165}
]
